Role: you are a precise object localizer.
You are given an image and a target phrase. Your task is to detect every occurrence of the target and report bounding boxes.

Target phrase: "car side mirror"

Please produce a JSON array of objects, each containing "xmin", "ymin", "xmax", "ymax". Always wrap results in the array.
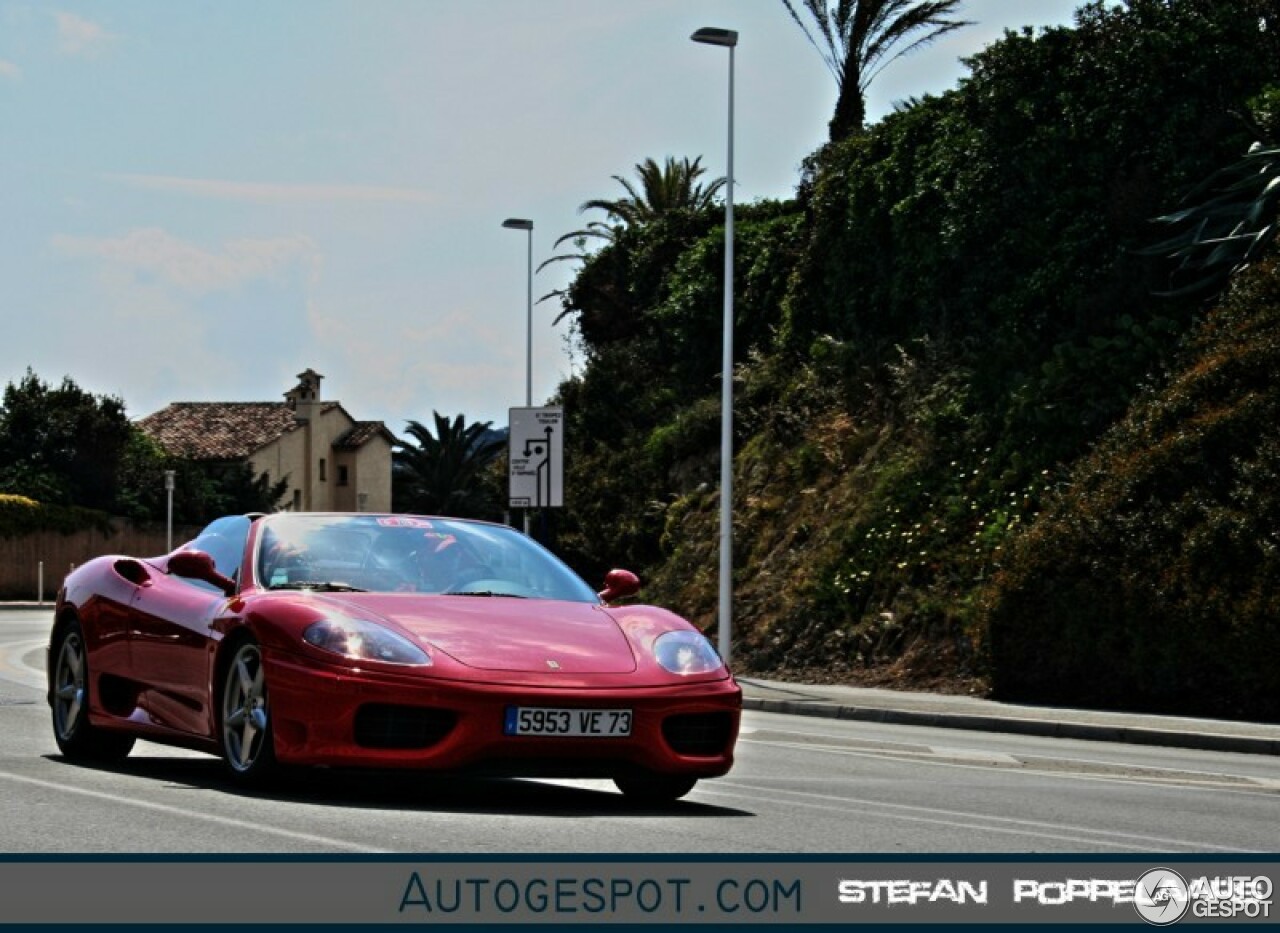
[
  {"xmin": 598, "ymin": 568, "xmax": 640, "ymax": 604},
  {"xmin": 168, "ymin": 549, "xmax": 236, "ymax": 596}
]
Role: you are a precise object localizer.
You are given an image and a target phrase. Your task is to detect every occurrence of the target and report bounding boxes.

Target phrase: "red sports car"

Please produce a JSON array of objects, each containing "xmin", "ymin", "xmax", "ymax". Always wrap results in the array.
[{"xmin": 47, "ymin": 512, "xmax": 740, "ymax": 801}]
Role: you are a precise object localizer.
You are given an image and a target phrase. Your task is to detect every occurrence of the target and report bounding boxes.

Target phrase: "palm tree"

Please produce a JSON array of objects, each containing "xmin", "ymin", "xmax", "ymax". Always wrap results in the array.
[
  {"xmin": 578, "ymin": 155, "xmax": 727, "ymax": 227},
  {"xmin": 392, "ymin": 412, "xmax": 505, "ymax": 519},
  {"xmin": 539, "ymin": 156, "xmax": 727, "ymax": 283},
  {"xmin": 781, "ymin": 0, "xmax": 971, "ymax": 142}
]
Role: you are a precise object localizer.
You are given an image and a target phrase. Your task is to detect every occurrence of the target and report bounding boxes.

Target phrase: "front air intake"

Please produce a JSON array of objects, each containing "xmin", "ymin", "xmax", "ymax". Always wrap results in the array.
[
  {"xmin": 662, "ymin": 712, "xmax": 734, "ymax": 756},
  {"xmin": 353, "ymin": 704, "xmax": 456, "ymax": 749}
]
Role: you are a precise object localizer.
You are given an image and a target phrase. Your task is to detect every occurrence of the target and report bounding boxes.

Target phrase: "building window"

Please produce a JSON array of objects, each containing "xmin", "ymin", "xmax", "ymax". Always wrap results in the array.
[
  {"xmin": 337, "ymin": 465, "xmax": 349, "ymax": 487},
  {"xmin": 319, "ymin": 458, "xmax": 327, "ymax": 482},
  {"xmin": 292, "ymin": 489, "xmax": 302, "ymax": 511}
]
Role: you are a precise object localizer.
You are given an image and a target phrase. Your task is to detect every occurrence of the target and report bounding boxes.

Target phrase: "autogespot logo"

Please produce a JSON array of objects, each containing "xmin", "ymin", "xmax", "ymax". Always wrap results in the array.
[{"xmin": 1134, "ymin": 868, "xmax": 1190, "ymax": 926}]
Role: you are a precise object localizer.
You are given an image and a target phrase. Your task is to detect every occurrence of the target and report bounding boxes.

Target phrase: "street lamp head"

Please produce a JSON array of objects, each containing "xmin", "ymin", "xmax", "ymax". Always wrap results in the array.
[
  {"xmin": 691, "ymin": 27, "xmax": 737, "ymax": 48},
  {"xmin": 502, "ymin": 218, "xmax": 533, "ymax": 231}
]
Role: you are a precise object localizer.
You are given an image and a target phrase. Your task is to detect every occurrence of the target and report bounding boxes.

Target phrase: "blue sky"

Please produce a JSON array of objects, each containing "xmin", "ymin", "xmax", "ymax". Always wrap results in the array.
[{"xmin": 1, "ymin": 0, "xmax": 1089, "ymax": 434}]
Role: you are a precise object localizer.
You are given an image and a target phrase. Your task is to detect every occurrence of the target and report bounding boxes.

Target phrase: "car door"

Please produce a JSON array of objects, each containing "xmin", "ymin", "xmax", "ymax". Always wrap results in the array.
[
  {"xmin": 79, "ymin": 557, "xmax": 156, "ymax": 685},
  {"xmin": 127, "ymin": 516, "xmax": 250, "ymax": 738}
]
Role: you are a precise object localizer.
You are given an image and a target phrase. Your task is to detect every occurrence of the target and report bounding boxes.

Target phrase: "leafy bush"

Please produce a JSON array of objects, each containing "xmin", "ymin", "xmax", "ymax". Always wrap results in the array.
[
  {"xmin": 0, "ymin": 494, "xmax": 113, "ymax": 538},
  {"xmin": 550, "ymin": 203, "xmax": 803, "ymax": 584},
  {"xmin": 980, "ymin": 251, "xmax": 1280, "ymax": 720},
  {"xmin": 782, "ymin": 0, "xmax": 1275, "ymax": 462}
]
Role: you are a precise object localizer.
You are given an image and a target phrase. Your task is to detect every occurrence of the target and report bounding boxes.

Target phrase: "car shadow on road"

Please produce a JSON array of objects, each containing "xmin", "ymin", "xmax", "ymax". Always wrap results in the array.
[{"xmin": 44, "ymin": 754, "xmax": 753, "ymax": 819}]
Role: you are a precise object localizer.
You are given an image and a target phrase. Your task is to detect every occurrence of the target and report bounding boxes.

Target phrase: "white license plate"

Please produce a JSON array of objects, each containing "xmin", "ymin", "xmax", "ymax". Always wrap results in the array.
[{"xmin": 504, "ymin": 706, "xmax": 633, "ymax": 737}]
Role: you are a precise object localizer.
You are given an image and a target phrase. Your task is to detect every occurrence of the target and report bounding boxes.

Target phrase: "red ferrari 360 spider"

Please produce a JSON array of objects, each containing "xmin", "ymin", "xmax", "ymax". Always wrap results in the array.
[{"xmin": 47, "ymin": 512, "xmax": 740, "ymax": 801}]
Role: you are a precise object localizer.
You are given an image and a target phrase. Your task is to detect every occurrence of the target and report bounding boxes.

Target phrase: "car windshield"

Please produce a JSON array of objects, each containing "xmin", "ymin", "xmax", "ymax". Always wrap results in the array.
[{"xmin": 254, "ymin": 514, "xmax": 599, "ymax": 602}]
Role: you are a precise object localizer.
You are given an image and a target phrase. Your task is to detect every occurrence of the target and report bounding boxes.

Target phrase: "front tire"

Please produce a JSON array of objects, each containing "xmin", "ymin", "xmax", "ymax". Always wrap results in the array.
[
  {"xmin": 220, "ymin": 639, "xmax": 278, "ymax": 786},
  {"xmin": 613, "ymin": 774, "xmax": 697, "ymax": 803},
  {"xmin": 50, "ymin": 620, "xmax": 135, "ymax": 762}
]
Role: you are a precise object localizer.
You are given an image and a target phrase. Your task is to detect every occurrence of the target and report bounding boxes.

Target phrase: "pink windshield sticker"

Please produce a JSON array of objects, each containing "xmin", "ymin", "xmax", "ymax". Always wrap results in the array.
[{"xmin": 375, "ymin": 517, "xmax": 434, "ymax": 528}]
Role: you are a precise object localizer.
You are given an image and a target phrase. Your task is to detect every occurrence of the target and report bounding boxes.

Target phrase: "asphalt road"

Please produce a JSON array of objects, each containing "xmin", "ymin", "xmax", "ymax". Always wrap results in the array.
[{"xmin": 2, "ymin": 610, "xmax": 1278, "ymax": 854}]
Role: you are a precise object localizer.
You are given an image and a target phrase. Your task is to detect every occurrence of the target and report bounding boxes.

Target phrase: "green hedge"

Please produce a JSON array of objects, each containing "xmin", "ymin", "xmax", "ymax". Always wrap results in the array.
[{"xmin": 0, "ymin": 494, "xmax": 114, "ymax": 538}]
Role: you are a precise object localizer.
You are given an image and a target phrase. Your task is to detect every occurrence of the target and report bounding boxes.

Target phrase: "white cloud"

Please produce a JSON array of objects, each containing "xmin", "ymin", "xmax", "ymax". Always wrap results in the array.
[
  {"xmin": 51, "ymin": 228, "xmax": 320, "ymax": 293},
  {"xmin": 54, "ymin": 11, "xmax": 117, "ymax": 58},
  {"xmin": 107, "ymin": 174, "xmax": 436, "ymax": 206},
  {"xmin": 0, "ymin": 59, "xmax": 19, "ymax": 79}
]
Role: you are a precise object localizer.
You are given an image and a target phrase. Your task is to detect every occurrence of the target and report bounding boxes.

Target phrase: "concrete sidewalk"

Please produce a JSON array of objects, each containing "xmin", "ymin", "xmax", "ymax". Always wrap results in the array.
[{"xmin": 740, "ymin": 677, "xmax": 1280, "ymax": 756}]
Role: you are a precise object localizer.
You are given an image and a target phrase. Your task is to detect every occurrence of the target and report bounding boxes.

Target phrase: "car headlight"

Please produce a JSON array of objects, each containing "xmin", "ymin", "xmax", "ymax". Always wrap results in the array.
[
  {"xmin": 653, "ymin": 630, "xmax": 723, "ymax": 675},
  {"xmin": 303, "ymin": 618, "xmax": 431, "ymax": 666}
]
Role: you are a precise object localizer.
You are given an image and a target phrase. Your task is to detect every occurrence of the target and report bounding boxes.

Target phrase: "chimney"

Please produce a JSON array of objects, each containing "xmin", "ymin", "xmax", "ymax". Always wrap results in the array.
[{"xmin": 285, "ymin": 368, "xmax": 323, "ymax": 423}]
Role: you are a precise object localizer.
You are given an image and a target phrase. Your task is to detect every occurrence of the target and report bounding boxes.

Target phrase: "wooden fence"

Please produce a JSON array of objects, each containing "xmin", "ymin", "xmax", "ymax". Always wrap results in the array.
[{"xmin": 0, "ymin": 522, "xmax": 201, "ymax": 601}]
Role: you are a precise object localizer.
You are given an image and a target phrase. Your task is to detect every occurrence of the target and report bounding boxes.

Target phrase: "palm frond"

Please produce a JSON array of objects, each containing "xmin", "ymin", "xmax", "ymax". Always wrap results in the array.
[
  {"xmin": 546, "ymin": 154, "xmax": 727, "ymax": 270},
  {"xmin": 1139, "ymin": 143, "xmax": 1280, "ymax": 297},
  {"xmin": 781, "ymin": 0, "xmax": 971, "ymax": 138}
]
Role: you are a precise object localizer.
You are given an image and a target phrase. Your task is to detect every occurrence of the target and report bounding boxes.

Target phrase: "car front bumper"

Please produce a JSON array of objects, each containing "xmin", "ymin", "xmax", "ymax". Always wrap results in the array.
[{"xmin": 266, "ymin": 651, "xmax": 741, "ymax": 778}]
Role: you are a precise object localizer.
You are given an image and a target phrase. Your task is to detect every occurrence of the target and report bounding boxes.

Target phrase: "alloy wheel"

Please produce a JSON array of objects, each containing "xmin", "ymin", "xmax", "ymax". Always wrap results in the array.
[
  {"xmin": 52, "ymin": 630, "xmax": 86, "ymax": 741},
  {"xmin": 222, "ymin": 642, "xmax": 270, "ymax": 773}
]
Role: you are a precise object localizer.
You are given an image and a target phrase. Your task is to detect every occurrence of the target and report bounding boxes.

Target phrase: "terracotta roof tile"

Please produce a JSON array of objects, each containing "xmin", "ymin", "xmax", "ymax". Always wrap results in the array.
[
  {"xmin": 333, "ymin": 420, "xmax": 397, "ymax": 450},
  {"xmin": 138, "ymin": 402, "xmax": 393, "ymax": 460},
  {"xmin": 138, "ymin": 402, "xmax": 309, "ymax": 460}
]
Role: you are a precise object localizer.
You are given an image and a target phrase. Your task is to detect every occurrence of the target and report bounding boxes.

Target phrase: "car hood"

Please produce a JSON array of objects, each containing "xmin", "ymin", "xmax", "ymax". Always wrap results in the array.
[{"xmin": 317, "ymin": 593, "xmax": 637, "ymax": 674}]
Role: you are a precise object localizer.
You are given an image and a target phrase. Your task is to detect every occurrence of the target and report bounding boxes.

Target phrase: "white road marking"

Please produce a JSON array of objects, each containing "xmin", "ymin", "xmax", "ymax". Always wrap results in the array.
[
  {"xmin": 740, "ymin": 734, "xmax": 1280, "ymax": 794},
  {"xmin": 0, "ymin": 770, "xmax": 390, "ymax": 854},
  {"xmin": 0, "ymin": 637, "xmax": 49, "ymax": 690},
  {"xmin": 698, "ymin": 779, "xmax": 1261, "ymax": 852}
]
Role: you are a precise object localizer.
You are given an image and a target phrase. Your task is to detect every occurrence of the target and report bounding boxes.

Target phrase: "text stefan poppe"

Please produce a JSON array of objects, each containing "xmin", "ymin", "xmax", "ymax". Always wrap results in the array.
[{"xmin": 834, "ymin": 876, "xmax": 1273, "ymax": 917}]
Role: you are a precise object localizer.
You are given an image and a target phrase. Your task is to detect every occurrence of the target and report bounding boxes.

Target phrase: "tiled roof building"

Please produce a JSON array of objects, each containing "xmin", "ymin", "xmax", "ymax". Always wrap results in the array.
[{"xmin": 138, "ymin": 369, "xmax": 395, "ymax": 512}]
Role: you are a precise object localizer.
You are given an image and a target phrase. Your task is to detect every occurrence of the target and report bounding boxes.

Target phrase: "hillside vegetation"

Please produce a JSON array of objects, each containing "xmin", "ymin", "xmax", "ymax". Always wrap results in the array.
[{"xmin": 548, "ymin": 0, "xmax": 1280, "ymax": 720}]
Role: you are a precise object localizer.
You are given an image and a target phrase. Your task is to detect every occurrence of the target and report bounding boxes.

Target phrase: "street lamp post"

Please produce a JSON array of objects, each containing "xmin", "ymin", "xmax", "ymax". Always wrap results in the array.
[
  {"xmin": 502, "ymin": 217, "xmax": 535, "ymax": 534},
  {"xmin": 164, "ymin": 470, "xmax": 176, "ymax": 551},
  {"xmin": 691, "ymin": 26, "xmax": 737, "ymax": 665}
]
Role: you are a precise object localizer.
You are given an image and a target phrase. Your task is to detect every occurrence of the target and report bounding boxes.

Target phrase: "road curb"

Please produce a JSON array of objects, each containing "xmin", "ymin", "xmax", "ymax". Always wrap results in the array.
[{"xmin": 742, "ymin": 697, "xmax": 1280, "ymax": 757}]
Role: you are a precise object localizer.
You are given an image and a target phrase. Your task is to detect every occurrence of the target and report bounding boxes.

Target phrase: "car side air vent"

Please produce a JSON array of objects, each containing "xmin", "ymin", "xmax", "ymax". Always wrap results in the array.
[{"xmin": 112, "ymin": 559, "xmax": 150, "ymax": 586}]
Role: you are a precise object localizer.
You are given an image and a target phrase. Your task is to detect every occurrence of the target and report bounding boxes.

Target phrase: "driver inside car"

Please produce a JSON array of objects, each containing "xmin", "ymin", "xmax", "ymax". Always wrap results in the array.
[
  {"xmin": 413, "ymin": 532, "xmax": 489, "ymax": 592},
  {"xmin": 364, "ymin": 528, "xmax": 487, "ymax": 592}
]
